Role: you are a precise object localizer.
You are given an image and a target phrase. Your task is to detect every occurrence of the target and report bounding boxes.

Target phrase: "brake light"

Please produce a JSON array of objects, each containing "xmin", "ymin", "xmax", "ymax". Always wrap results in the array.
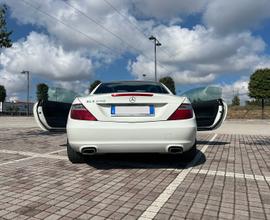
[
  {"xmin": 112, "ymin": 93, "xmax": 153, "ymax": 97},
  {"xmin": 70, "ymin": 104, "xmax": 97, "ymax": 121},
  {"xmin": 168, "ymin": 103, "xmax": 193, "ymax": 120}
]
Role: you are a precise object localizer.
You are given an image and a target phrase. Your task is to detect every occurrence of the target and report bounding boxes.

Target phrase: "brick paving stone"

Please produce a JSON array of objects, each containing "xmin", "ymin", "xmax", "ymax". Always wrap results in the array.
[
  {"xmin": 155, "ymin": 134, "xmax": 270, "ymax": 220},
  {"xmin": 77, "ymin": 213, "xmax": 93, "ymax": 220},
  {"xmin": 186, "ymin": 212, "xmax": 204, "ymax": 219},
  {"xmin": 0, "ymin": 128, "xmax": 66, "ymax": 153},
  {"xmin": 59, "ymin": 217, "xmax": 73, "ymax": 220},
  {"xmin": 0, "ymin": 153, "xmax": 28, "ymax": 163},
  {"xmin": 125, "ymin": 214, "xmax": 142, "ymax": 220},
  {"xmin": 0, "ymin": 210, "xmax": 9, "ymax": 218},
  {"xmin": 218, "ymin": 212, "xmax": 234, "ymax": 219},
  {"xmin": 109, "ymin": 212, "xmax": 127, "ymax": 219},
  {"xmin": 3, "ymin": 212, "xmax": 20, "ymax": 219},
  {"xmin": 44, "ymin": 214, "xmax": 62, "ymax": 220},
  {"xmin": 65, "ymin": 210, "xmax": 82, "ymax": 218},
  {"xmin": 1, "ymin": 127, "xmax": 270, "ymax": 219},
  {"xmin": 97, "ymin": 209, "xmax": 112, "ymax": 218},
  {"xmin": 154, "ymin": 212, "xmax": 170, "ymax": 220}
]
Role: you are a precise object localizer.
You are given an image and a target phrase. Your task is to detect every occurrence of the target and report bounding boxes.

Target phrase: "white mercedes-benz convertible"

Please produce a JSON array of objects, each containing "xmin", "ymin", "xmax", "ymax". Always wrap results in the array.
[{"xmin": 33, "ymin": 81, "xmax": 227, "ymax": 163}]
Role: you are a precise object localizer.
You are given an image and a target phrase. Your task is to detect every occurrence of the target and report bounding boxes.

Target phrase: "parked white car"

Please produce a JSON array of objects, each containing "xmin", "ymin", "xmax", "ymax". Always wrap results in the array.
[{"xmin": 34, "ymin": 81, "xmax": 227, "ymax": 163}]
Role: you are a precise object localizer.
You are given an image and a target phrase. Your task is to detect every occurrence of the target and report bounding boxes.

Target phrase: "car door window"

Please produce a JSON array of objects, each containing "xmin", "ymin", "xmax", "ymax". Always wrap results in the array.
[
  {"xmin": 48, "ymin": 87, "xmax": 80, "ymax": 103},
  {"xmin": 36, "ymin": 87, "xmax": 80, "ymax": 130},
  {"xmin": 181, "ymin": 86, "xmax": 222, "ymax": 103},
  {"xmin": 181, "ymin": 86, "xmax": 226, "ymax": 130}
]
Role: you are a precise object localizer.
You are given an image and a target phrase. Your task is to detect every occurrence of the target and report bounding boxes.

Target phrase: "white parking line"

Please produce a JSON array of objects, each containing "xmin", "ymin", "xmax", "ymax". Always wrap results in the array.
[
  {"xmin": 191, "ymin": 169, "xmax": 270, "ymax": 183},
  {"xmin": 0, "ymin": 156, "xmax": 37, "ymax": 166},
  {"xmin": 138, "ymin": 134, "xmax": 217, "ymax": 220},
  {"xmin": 47, "ymin": 149, "xmax": 66, "ymax": 155},
  {"xmin": 0, "ymin": 149, "xmax": 67, "ymax": 166},
  {"xmin": 0, "ymin": 149, "xmax": 38, "ymax": 157}
]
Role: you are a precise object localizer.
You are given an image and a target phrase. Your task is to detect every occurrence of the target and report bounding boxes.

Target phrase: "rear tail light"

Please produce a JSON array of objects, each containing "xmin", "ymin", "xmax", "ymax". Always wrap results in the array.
[
  {"xmin": 168, "ymin": 103, "xmax": 193, "ymax": 120},
  {"xmin": 70, "ymin": 104, "xmax": 97, "ymax": 121}
]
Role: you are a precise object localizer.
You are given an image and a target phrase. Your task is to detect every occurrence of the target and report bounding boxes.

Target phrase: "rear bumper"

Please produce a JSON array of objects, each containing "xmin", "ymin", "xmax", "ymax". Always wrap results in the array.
[{"xmin": 67, "ymin": 119, "xmax": 197, "ymax": 153}]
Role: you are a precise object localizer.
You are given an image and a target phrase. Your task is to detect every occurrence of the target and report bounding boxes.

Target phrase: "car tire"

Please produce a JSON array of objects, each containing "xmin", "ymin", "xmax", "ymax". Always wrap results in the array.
[
  {"xmin": 67, "ymin": 140, "xmax": 84, "ymax": 163},
  {"xmin": 183, "ymin": 141, "xmax": 197, "ymax": 161}
]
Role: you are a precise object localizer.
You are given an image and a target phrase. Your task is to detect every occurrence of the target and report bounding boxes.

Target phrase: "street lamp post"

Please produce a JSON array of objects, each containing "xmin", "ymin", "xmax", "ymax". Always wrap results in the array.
[
  {"xmin": 21, "ymin": 71, "xmax": 30, "ymax": 116},
  {"xmin": 149, "ymin": 35, "xmax": 162, "ymax": 82}
]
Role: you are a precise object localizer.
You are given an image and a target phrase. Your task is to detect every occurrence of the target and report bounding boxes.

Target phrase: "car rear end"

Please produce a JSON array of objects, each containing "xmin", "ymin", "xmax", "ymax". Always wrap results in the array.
[{"xmin": 66, "ymin": 81, "xmax": 197, "ymax": 155}]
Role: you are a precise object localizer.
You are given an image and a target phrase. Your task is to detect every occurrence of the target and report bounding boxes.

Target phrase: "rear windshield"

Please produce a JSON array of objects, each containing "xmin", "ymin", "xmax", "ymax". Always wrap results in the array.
[{"xmin": 94, "ymin": 82, "xmax": 169, "ymax": 94}]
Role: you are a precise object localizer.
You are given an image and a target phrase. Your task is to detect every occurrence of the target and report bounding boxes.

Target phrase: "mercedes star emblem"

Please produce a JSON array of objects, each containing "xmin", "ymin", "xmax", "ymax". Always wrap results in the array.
[{"xmin": 129, "ymin": 96, "xmax": 136, "ymax": 103}]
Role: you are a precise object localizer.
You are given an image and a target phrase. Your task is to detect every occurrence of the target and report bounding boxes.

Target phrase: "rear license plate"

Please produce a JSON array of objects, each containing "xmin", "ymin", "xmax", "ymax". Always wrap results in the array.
[{"xmin": 111, "ymin": 105, "xmax": 155, "ymax": 116}]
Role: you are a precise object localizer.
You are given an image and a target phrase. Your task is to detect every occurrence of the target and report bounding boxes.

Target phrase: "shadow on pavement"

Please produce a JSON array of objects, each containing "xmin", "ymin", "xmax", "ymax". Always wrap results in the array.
[
  {"xmin": 197, "ymin": 140, "xmax": 230, "ymax": 145},
  {"xmin": 84, "ymin": 150, "xmax": 206, "ymax": 170},
  {"xmin": 23, "ymin": 130, "xmax": 65, "ymax": 136}
]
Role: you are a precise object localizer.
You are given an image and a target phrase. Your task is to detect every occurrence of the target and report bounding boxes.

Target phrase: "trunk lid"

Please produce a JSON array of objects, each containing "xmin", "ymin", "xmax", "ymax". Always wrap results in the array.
[{"xmin": 79, "ymin": 93, "xmax": 185, "ymax": 122}]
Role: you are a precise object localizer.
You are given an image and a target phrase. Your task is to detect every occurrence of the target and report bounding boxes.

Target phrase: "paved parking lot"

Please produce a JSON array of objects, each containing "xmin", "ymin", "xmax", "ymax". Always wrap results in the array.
[{"xmin": 0, "ymin": 117, "xmax": 269, "ymax": 219}]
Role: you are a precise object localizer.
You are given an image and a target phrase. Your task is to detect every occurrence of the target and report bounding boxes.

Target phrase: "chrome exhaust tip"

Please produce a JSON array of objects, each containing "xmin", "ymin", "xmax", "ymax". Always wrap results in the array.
[
  {"xmin": 81, "ymin": 147, "xmax": 97, "ymax": 155},
  {"xmin": 168, "ymin": 146, "xmax": 183, "ymax": 154}
]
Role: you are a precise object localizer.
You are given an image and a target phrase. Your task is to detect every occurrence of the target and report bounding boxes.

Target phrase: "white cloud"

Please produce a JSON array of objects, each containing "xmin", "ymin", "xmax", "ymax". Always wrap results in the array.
[
  {"xmin": 1, "ymin": 0, "xmax": 270, "ymax": 92},
  {"xmin": 203, "ymin": 0, "xmax": 270, "ymax": 34},
  {"xmin": 254, "ymin": 58, "xmax": 270, "ymax": 71},
  {"xmin": 0, "ymin": 32, "xmax": 93, "ymax": 96},
  {"xmin": 156, "ymin": 26, "xmax": 265, "ymax": 64},
  {"xmin": 0, "ymin": 70, "xmax": 26, "ymax": 94},
  {"xmin": 221, "ymin": 78, "xmax": 249, "ymax": 104},
  {"xmin": 172, "ymin": 71, "xmax": 215, "ymax": 85},
  {"xmin": 8, "ymin": 96, "xmax": 19, "ymax": 102},
  {"xmin": 3, "ymin": 0, "xmax": 152, "ymax": 59},
  {"xmin": 129, "ymin": 25, "xmax": 266, "ymax": 84},
  {"xmin": 131, "ymin": 0, "xmax": 209, "ymax": 20}
]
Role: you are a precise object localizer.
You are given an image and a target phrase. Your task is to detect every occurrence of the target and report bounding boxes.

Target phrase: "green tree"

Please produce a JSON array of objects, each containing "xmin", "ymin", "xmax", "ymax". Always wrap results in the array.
[
  {"xmin": 0, "ymin": 5, "xmax": 12, "ymax": 48},
  {"xmin": 248, "ymin": 68, "xmax": 270, "ymax": 119},
  {"xmin": 231, "ymin": 95, "xmax": 240, "ymax": 106},
  {"xmin": 159, "ymin": 76, "xmax": 176, "ymax": 94},
  {"xmin": 89, "ymin": 80, "xmax": 101, "ymax": 94},
  {"xmin": 0, "ymin": 85, "xmax": 6, "ymax": 102},
  {"xmin": 36, "ymin": 83, "xmax": 49, "ymax": 101}
]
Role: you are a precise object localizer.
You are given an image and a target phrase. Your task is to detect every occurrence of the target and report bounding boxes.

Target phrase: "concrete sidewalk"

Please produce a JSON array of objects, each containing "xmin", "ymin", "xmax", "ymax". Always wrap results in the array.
[
  {"xmin": 204, "ymin": 119, "xmax": 270, "ymax": 136},
  {"xmin": 0, "ymin": 117, "xmax": 37, "ymax": 128}
]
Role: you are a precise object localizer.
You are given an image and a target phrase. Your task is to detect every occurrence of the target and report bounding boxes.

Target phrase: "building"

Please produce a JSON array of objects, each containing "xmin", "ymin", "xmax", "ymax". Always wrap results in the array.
[{"xmin": 0, "ymin": 101, "xmax": 34, "ymax": 115}]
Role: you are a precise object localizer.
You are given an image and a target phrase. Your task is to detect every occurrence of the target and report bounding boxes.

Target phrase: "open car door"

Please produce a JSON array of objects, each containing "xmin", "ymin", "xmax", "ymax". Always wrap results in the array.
[
  {"xmin": 181, "ymin": 86, "xmax": 227, "ymax": 131},
  {"xmin": 33, "ymin": 87, "xmax": 79, "ymax": 132}
]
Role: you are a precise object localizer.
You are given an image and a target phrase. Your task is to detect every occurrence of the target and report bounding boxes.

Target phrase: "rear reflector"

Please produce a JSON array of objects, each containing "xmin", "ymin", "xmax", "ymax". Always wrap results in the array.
[
  {"xmin": 112, "ymin": 93, "xmax": 153, "ymax": 97},
  {"xmin": 168, "ymin": 103, "xmax": 193, "ymax": 120},
  {"xmin": 70, "ymin": 104, "xmax": 97, "ymax": 121}
]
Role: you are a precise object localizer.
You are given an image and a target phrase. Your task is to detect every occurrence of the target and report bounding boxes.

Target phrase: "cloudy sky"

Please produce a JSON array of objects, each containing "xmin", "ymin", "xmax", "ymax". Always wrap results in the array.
[{"xmin": 1, "ymin": 0, "xmax": 270, "ymax": 103}]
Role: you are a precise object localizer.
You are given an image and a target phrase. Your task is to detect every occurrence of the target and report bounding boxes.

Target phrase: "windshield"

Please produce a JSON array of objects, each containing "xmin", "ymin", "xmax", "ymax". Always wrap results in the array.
[
  {"xmin": 94, "ymin": 81, "xmax": 169, "ymax": 94},
  {"xmin": 181, "ymin": 86, "xmax": 222, "ymax": 102},
  {"xmin": 48, "ymin": 87, "xmax": 80, "ymax": 103}
]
